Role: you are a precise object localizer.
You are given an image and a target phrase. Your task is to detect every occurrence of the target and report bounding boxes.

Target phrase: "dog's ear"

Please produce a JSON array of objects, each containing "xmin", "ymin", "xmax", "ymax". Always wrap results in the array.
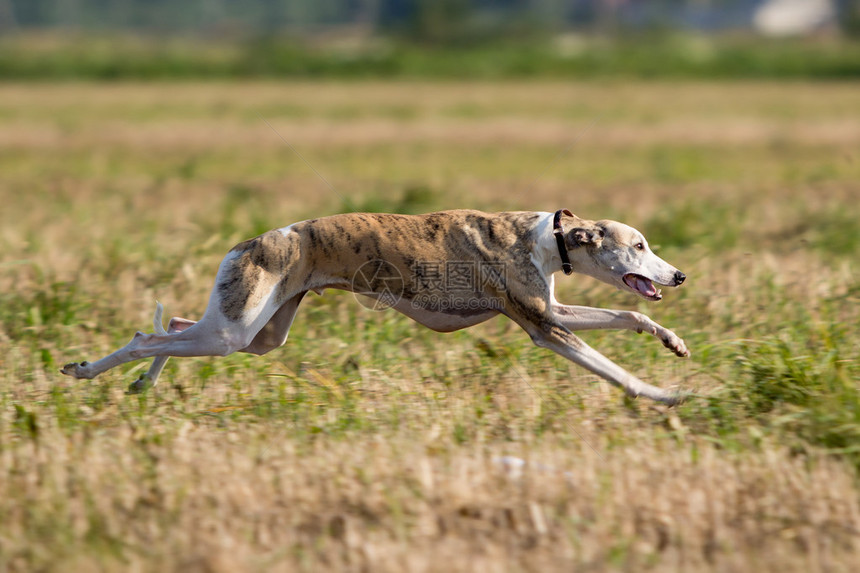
[{"xmin": 566, "ymin": 227, "xmax": 604, "ymax": 248}]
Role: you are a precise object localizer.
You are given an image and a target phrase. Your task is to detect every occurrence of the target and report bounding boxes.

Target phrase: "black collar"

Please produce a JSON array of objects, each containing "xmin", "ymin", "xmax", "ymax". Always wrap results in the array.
[{"xmin": 553, "ymin": 209, "xmax": 573, "ymax": 275}]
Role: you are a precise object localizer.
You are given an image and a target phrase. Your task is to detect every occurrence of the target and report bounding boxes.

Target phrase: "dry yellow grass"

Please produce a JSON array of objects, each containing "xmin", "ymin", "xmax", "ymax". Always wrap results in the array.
[
  {"xmin": 3, "ymin": 424, "xmax": 859, "ymax": 572},
  {"xmin": 1, "ymin": 81, "xmax": 859, "ymax": 572}
]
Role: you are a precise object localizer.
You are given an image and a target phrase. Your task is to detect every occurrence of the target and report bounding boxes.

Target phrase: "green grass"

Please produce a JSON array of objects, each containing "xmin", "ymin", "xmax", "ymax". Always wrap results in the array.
[
  {"xmin": 1, "ymin": 81, "xmax": 859, "ymax": 571},
  {"xmin": 1, "ymin": 32, "xmax": 860, "ymax": 80}
]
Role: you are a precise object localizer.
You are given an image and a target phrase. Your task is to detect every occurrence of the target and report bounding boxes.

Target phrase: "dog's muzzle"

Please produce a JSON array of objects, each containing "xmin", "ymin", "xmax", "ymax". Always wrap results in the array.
[{"xmin": 673, "ymin": 271, "xmax": 686, "ymax": 286}]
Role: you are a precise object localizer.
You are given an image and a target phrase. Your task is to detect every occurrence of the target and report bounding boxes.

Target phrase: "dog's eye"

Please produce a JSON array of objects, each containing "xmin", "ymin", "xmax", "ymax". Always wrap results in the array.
[{"xmin": 634, "ymin": 242, "xmax": 644, "ymax": 251}]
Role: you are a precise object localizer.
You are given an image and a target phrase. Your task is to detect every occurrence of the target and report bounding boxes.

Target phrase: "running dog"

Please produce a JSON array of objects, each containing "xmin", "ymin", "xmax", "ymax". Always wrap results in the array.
[{"xmin": 62, "ymin": 210, "xmax": 690, "ymax": 404}]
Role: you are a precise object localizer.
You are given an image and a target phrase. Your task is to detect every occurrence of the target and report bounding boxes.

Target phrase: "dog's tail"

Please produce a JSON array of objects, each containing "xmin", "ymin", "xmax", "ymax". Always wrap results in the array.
[{"xmin": 153, "ymin": 301, "xmax": 168, "ymax": 335}]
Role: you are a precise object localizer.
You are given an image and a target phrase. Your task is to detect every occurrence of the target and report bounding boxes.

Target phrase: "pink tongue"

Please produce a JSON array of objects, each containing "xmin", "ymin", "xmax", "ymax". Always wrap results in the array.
[{"xmin": 636, "ymin": 277, "xmax": 656, "ymax": 296}]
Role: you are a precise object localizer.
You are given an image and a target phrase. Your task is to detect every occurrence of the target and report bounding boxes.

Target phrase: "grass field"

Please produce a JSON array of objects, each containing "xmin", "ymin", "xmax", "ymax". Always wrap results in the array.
[
  {"xmin": 2, "ymin": 33, "xmax": 860, "ymax": 80},
  {"xmin": 1, "ymin": 81, "xmax": 859, "ymax": 571}
]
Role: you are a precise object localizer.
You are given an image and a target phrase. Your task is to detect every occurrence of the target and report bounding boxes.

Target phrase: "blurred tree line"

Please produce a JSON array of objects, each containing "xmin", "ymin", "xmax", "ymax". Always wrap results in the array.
[
  {"xmin": 0, "ymin": 0, "xmax": 857, "ymax": 39},
  {"xmin": 1, "ymin": 1, "xmax": 858, "ymax": 79}
]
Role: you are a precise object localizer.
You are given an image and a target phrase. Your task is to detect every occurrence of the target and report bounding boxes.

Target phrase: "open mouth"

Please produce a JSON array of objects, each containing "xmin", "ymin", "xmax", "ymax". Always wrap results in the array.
[{"xmin": 623, "ymin": 274, "xmax": 663, "ymax": 300}]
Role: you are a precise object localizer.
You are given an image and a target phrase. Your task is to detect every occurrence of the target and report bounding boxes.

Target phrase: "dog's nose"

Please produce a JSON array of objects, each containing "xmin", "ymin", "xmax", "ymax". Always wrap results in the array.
[{"xmin": 674, "ymin": 271, "xmax": 686, "ymax": 286}]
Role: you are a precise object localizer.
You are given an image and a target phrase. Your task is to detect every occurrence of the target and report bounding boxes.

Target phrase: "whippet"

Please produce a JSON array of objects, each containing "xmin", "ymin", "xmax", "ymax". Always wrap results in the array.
[{"xmin": 61, "ymin": 210, "xmax": 690, "ymax": 404}]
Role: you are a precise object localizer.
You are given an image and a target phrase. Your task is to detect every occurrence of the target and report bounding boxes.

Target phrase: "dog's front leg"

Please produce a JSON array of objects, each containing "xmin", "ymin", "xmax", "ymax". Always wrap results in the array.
[
  {"xmin": 528, "ymin": 323, "xmax": 684, "ymax": 405},
  {"xmin": 552, "ymin": 304, "xmax": 689, "ymax": 357}
]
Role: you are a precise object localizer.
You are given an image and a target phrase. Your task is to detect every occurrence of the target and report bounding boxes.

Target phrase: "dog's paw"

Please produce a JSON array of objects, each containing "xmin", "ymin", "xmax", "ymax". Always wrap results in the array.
[
  {"xmin": 60, "ymin": 361, "xmax": 93, "ymax": 379},
  {"xmin": 126, "ymin": 373, "xmax": 154, "ymax": 395},
  {"xmin": 660, "ymin": 332, "xmax": 690, "ymax": 358},
  {"xmin": 659, "ymin": 391, "xmax": 689, "ymax": 407},
  {"xmin": 626, "ymin": 383, "xmax": 688, "ymax": 407}
]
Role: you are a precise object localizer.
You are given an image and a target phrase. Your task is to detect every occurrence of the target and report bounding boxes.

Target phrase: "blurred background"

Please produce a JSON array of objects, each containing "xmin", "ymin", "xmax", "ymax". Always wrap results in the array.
[{"xmin": 0, "ymin": 0, "xmax": 859, "ymax": 79}]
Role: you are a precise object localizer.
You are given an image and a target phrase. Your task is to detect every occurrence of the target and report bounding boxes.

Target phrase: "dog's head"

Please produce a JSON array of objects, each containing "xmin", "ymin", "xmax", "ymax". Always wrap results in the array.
[{"xmin": 564, "ymin": 218, "xmax": 685, "ymax": 301}]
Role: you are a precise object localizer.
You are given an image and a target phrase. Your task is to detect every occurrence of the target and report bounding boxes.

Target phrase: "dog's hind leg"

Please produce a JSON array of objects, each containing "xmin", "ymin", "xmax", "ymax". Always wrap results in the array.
[
  {"xmin": 126, "ymin": 303, "xmax": 199, "ymax": 394},
  {"xmin": 62, "ymin": 281, "xmax": 302, "ymax": 387},
  {"xmin": 60, "ymin": 294, "xmax": 274, "ymax": 382},
  {"xmin": 62, "ymin": 229, "xmax": 308, "ymax": 387},
  {"xmin": 240, "ymin": 291, "xmax": 307, "ymax": 355},
  {"xmin": 123, "ymin": 290, "xmax": 307, "ymax": 392},
  {"xmin": 60, "ymin": 313, "xmax": 244, "ymax": 381}
]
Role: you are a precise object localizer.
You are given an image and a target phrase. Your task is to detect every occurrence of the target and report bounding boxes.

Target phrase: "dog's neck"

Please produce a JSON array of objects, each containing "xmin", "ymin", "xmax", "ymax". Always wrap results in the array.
[{"xmin": 530, "ymin": 212, "xmax": 568, "ymax": 280}]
